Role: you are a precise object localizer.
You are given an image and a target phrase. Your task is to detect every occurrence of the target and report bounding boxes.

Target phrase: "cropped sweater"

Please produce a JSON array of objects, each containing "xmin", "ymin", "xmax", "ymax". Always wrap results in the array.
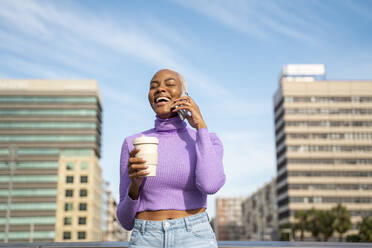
[{"xmin": 116, "ymin": 115, "xmax": 226, "ymax": 231}]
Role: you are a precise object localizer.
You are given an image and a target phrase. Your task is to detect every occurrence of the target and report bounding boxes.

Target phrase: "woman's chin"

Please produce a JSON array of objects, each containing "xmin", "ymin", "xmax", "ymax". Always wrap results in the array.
[{"xmin": 156, "ymin": 111, "xmax": 177, "ymax": 119}]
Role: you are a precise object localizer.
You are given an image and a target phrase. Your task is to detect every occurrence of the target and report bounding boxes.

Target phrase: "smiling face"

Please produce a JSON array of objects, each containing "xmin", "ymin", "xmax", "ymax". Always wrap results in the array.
[{"xmin": 148, "ymin": 69, "xmax": 183, "ymax": 119}]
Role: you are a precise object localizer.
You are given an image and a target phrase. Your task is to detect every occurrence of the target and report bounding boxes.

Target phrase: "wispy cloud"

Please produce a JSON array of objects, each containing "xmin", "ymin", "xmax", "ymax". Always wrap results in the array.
[
  {"xmin": 0, "ymin": 0, "xmax": 278, "ymax": 218},
  {"xmin": 344, "ymin": 0, "xmax": 372, "ymax": 21},
  {"xmin": 171, "ymin": 0, "xmax": 327, "ymax": 45}
]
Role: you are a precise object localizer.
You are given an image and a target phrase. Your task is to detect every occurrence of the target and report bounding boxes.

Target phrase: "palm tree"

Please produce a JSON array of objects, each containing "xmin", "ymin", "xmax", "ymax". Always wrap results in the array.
[
  {"xmin": 291, "ymin": 222, "xmax": 298, "ymax": 241},
  {"xmin": 331, "ymin": 204, "xmax": 351, "ymax": 242},
  {"xmin": 307, "ymin": 208, "xmax": 321, "ymax": 241},
  {"xmin": 294, "ymin": 210, "xmax": 309, "ymax": 241},
  {"xmin": 317, "ymin": 210, "xmax": 335, "ymax": 241},
  {"xmin": 359, "ymin": 217, "xmax": 372, "ymax": 242}
]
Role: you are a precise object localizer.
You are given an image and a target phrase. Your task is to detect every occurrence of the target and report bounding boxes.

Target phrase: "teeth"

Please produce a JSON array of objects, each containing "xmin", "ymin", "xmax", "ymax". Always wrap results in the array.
[{"xmin": 156, "ymin": 97, "xmax": 170, "ymax": 103}]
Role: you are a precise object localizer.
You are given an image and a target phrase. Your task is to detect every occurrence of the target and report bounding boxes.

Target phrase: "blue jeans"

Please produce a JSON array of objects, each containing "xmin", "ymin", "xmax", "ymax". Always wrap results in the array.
[{"xmin": 129, "ymin": 211, "xmax": 218, "ymax": 248}]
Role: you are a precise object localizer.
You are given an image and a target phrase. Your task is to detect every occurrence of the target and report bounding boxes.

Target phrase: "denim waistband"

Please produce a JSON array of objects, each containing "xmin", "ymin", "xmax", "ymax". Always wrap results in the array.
[{"xmin": 133, "ymin": 211, "xmax": 210, "ymax": 234}]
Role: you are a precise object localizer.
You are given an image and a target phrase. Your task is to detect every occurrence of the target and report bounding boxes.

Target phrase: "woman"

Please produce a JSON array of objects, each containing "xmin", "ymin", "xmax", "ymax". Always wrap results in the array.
[{"xmin": 116, "ymin": 69, "xmax": 226, "ymax": 248}]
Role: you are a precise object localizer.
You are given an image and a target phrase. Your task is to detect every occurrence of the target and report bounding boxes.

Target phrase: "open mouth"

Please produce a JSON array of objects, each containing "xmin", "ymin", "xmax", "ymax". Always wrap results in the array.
[{"xmin": 155, "ymin": 96, "xmax": 171, "ymax": 107}]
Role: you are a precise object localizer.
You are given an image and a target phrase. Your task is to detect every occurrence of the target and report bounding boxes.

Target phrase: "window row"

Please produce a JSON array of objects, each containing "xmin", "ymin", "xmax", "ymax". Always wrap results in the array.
[
  {"xmin": 0, "ymin": 122, "xmax": 96, "ymax": 129},
  {"xmin": 63, "ymin": 231, "xmax": 86, "ymax": 240},
  {"xmin": 0, "ymin": 161, "xmax": 89, "ymax": 170},
  {"xmin": 286, "ymin": 108, "xmax": 372, "ymax": 115},
  {"xmin": 0, "ymin": 189, "xmax": 56, "ymax": 197},
  {"xmin": 291, "ymin": 197, "xmax": 372, "ymax": 203},
  {"xmin": 289, "ymin": 210, "xmax": 372, "ymax": 218},
  {"xmin": 64, "ymin": 202, "xmax": 87, "ymax": 211},
  {"xmin": 0, "ymin": 96, "xmax": 97, "ymax": 103},
  {"xmin": 288, "ymin": 183, "xmax": 372, "ymax": 190},
  {"xmin": 64, "ymin": 216, "xmax": 86, "ymax": 225},
  {"xmin": 287, "ymin": 158, "xmax": 372, "ymax": 165},
  {"xmin": 0, "ymin": 135, "xmax": 96, "ymax": 142},
  {"xmin": 287, "ymin": 145, "xmax": 372, "ymax": 152},
  {"xmin": 0, "ymin": 109, "xmax": 96, "ymax": 116},
  {"xmin": 0, "ymin": 231, "xmax": 55, "ymax": 239},
  {"xmin": 66, "ymin": 161, "xmax": 89, "ymax": 171},
  {"xmin": 286, "ymin": 121, "xmax": 372, "ymax": 127},
  {"xmin": 65, "ymin": 189, "xmax": 88, "ymax": 197},
  {"xmin": 0, "ymin": 175, "xmax": 57, "ymax": 183},
  {"xmin": 287, "ymin": 133, "xmax": 372, "ymax": 140},
  {"xmin": 288, "ymin": 171, "xmax": 372, "ymax": 177},
  {"xmin": 0, "ymin": 216, "xmax": 55, "ymax": 225},
  {"xmin": 66, "ymin": 176, "xmax": 88, "ymax": 183},
  {"xmin": 0, "ymin": 149, "xmax": 93, "ymax": 157},
  {"xmin": 285, "ymin": 96, "xmax": 372, "ymax": 103}
]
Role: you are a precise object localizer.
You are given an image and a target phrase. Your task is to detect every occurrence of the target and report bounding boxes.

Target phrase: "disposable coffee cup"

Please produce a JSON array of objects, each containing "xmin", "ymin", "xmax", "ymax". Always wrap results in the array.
[{"xmin": 133, "ymin": 135, "xmax": 159, "ymax": 177}]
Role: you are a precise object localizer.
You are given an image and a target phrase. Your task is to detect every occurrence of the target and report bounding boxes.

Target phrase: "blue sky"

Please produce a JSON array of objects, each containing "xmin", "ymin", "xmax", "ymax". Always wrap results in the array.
[{"xmin": 1, "ymin": 0, "xmax": 371, "ymax": 218}]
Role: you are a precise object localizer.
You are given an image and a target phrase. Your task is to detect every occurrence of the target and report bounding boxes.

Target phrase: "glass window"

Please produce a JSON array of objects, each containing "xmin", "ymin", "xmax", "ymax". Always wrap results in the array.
[
  {"xmin": 80, "ymin": 161, "xmax": 89, "ymax": 170},
  {"xmin": 78, "ymin": 231, "xmax": 86, "ymax": 239},
  {"xmin": 0, "ymin": 109, "xmax": 96, "ymax": 116},
  {"xmin": 0, "ymin": 122, "xmax": 96, "ymax": 129},
  {"xmin": 66, "ymin": 176, "xmax": 74, "ymax": 183},
  {"xmin": 0, "ymin": 96, "xmax": 97, "ymax": 103},
  {"xmin": 79, "ymin": 203, "xmax": 87, "ymax": 211},
  {"xmin": 0, "ymin": 134, "xmax": 96, "ymax": 142},
  {"xmin": 17, "ymin": 148, "xmax": 59, "ymax": 155},
  {"xmin": 16, "ymin": 161, "xmax": 58, "ymax": 169},
  {"xmin": 62, "ymin": 149, "xmax": 93, "ymax": 157},
  {"xmin": 63, "ymin": 231, "xmax": 71, "ymax": 240},
  {"xmin": 80, "ymin": 189, "xmax": 87, "ymax": 197},
  {"xmin": 0, "ymin": 216, "xmax": 55, "ymax": 225},
  {"xmin": 64, "ymin": 217, "xmax": 72, "ymax": 225},
  {"xmin": 65, "ymin": 190, "xmax": 73, "ymax": 197},
  {"xmin": 0, "ymin": 149, "xmax": 9, "ymax": 155},
  {"xmin": 0, "ymin": 189, "xmax": 57, "ymax": 197},
  {"xmin": 64, "ymin": 203, "xmax": 73, "ymax": 211},
  {"xmin": 0, "ymin": 175, "xmax": 58, "ymax": 183},
  {"xmin": 66, "ymin": 162, "xmax": 74, "ymax": 171},
  {"xmin": 80, "ymin": 176, "xmax": 88, "ymax": 183},
  {"xmin": 78, "ymin": 217, "xmax": 86, "ymax": 225},
  {"xmin": 0, "ymin": 202, "xmax": 56, "ymax": 211}
]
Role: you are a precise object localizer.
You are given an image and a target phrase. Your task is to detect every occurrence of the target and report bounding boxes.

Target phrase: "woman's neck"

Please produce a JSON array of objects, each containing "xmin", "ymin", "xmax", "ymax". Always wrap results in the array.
[{"xmin": 154, "ymin": 114, "xmax": 186, "ymax": 132}]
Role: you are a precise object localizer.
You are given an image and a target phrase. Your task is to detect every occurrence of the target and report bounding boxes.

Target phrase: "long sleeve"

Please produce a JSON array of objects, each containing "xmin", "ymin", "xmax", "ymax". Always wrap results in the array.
[
  {"xmin": 116, "ymin": 138, "xmax": 141, "ymax": 231},
  {"xmin": 194, "ymin": 128, "xmax": 226, "ymax": 194}
]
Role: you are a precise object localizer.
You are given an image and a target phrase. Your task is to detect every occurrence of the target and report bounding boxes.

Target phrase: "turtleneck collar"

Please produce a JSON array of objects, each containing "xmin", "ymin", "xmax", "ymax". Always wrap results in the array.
[{"xmin": 154, "ymin": 115, "xmax": 187, "ymax": 132}]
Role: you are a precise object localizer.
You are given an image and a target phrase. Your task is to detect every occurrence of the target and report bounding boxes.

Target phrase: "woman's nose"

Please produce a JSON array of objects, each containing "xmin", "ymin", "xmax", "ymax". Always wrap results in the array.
[{"xmin": 156, "ymin": 84, "xmax": 166, "ymax": 93}]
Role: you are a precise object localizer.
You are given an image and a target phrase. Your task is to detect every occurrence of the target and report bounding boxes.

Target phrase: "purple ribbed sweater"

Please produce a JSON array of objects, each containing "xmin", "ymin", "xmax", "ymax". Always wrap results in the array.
[{"xmin": 116, "ymin": 115, "xmax": 226, "ymax": 231}]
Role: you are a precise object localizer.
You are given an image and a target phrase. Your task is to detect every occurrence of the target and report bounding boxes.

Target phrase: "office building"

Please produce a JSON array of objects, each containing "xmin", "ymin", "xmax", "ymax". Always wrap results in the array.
[
  {"xmin": 273, "ymin": 64, "xmax": 372, "ymax": 238},
  {"xmin": 241, "ymin": 178, "xmax": 279, "ymax": 241},
  {"xmin": 215, "ymin": 197, "xmax": 245, "ymax": 240},
  {"xmin": 103, "ymin": 181, "xmax": 131, "ymax": 241},
  {"xmin": 0, "ymin": 79, "xmax": 103, "ymax": 242}
]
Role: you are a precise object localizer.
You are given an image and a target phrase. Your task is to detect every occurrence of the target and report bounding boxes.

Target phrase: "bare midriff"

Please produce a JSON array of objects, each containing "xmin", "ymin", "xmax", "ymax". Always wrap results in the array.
[{"xmin": 136, "ymin": 207, "xmax": 206, "ymax": 220}]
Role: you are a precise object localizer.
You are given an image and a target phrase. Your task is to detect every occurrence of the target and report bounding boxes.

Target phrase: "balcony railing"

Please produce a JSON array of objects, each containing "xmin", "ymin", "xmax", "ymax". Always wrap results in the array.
[{"xmin": 0, "ymin": 241, "xmax": 370, "ymax": 248}]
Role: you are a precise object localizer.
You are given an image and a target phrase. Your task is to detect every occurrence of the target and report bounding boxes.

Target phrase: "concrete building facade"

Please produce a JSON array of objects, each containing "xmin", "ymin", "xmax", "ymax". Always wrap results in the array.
[
  {"xmin": 0, "ymin": 79, "xmax": 103, "ymax": 242},
  {"xmin": 273, "ymin": 64, "xmax": 372, "ymax": 238},
  {"xmin": 241, "ymin": 178, "xmax": 279, "ymax": 241},
  {"xmin": 215, "ymin": 197, "xmax": 245, "ymax": 240},
  {"xmin": 103, "ymin": 181, "xmax": 131, "ymax": 241}
]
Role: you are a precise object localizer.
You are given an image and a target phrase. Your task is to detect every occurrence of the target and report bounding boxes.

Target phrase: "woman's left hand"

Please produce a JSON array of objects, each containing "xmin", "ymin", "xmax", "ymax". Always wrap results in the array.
[{"xmin": 171, "ymin": 96, "xmax": 207, "ymax": 130}]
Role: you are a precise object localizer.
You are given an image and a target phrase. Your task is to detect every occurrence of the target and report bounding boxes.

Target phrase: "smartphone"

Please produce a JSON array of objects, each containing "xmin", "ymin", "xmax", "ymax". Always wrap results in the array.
[{"xmin": 177, "ymin": 92, "xmax": 189, "ymax": 121}]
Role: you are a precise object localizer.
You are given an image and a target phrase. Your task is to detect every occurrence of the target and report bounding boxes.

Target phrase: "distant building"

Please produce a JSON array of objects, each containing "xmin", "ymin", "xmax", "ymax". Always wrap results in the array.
[
  {"xmin": 215, "ymin": 197, "xmax": 245, "ymax": 240},
  {"xmin": 0, "ymin": 80, "xmax": 103, "ymax": 242},
  {"xmin": 103, "ymin": 181, "xmax": 131, "ymax": 241},
  {"xmin": 273, "ymin": 64, "xmax": 372, "ymax": 239},
  {"xmin": 241, "ymin": 178, "xmax": 279, "ymax": 241}
]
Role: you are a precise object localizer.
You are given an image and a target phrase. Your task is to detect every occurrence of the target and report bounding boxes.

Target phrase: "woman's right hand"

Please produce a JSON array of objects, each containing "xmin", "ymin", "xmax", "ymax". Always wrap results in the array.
[{"xmin": 128, "ymin": 148, "xmax": 150, "ymax": 199}]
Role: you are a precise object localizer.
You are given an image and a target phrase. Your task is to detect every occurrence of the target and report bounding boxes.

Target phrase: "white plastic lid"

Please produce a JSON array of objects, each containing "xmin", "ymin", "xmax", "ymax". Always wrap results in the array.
[{"xmin": 133, "ymin": 135, "xmax": 159, "ymax": 145}]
